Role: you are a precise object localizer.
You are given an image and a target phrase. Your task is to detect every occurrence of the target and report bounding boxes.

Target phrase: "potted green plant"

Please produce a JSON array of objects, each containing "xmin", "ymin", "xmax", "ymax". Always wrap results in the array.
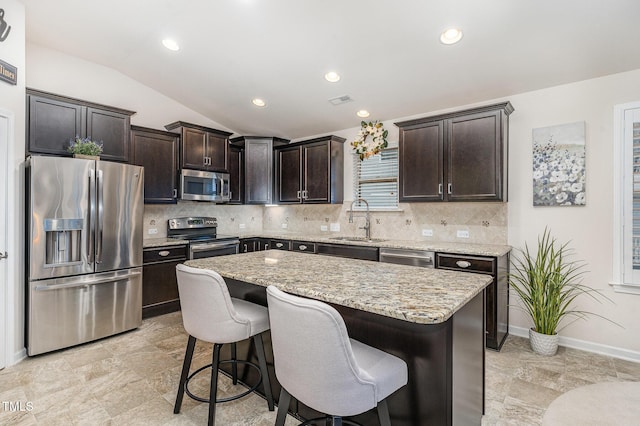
[
  {"xmin": 67, "ymin": 136, "xmax": 103, "ymax": 159},
  {"xmin": 509, "ymin": 228, "xmax": 613, "ymax": 356}
]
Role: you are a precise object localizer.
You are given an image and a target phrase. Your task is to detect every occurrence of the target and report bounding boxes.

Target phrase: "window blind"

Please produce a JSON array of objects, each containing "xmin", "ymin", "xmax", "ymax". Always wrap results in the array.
[
  {"xmin": 352, "ymin": 148, "xmax": 399, "ymax": 209},
  {"xmin": 633, "ymin": 121, "xmax": 640, "ymax": 269}
]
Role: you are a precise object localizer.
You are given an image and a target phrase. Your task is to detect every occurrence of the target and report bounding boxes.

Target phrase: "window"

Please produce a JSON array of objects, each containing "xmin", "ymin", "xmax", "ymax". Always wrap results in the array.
[
  {"xmin": 352, "ymin": 148, "xmax": 399, "ymax": 210},
  {"xmin": 613, "ymin": 102, "xmax": 640, "ymax": 294}
]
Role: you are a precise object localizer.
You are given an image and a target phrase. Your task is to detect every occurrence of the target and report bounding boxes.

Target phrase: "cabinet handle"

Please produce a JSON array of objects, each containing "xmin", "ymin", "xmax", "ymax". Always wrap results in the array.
[
  {"xmin": 263, "ymin": 243, "xmax": 269, "ymax": 250},
  {"xmin": 302, "ymin": 190, "xmax": 308, "ymax": 199},
  {"xmin": 158, "ymin": 250, "xmax": 170, "ymax": 257},
  {"xmin": 448, "ymin": 183, "xmax": 452, "ymax": 194},
  {"xmin": 438, "ymin": 184, "xmax": 443, "ymax": 195},
  {"xmin": 243, "ymin": 244, "xmax": 248, "ymax": 253},
  {"xmin": 276, "ymin": 243, "xmax": 284, "ymax": 248},
  {"xmin": 297, "ymin": 190, "xmax": 301, "ymax": 200},
  {"xmin": 299, "ymin": 245, "xmax": 307, "ymax": 251},
  {"xmin": 172, "ymin": 189, "xmax": 177, "ymax": 198},
  {"xmin": 456, "ymin": 260, "xmax": 472, "ymax": 268}
]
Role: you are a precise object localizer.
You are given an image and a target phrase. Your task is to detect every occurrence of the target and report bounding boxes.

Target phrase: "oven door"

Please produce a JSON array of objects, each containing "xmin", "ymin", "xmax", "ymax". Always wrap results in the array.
[{"xmin": 189, "ymin": 239, "xmax": 240, "ymax": 259}]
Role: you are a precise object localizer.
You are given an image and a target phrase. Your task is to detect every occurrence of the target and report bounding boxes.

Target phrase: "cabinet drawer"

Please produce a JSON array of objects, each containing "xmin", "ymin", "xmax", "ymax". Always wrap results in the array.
[
  {"xmin": 143, "ymin": 245, "xmax": 188, "ymax": 263},
  {"xmin": 292, "ymin": 241, "xmax": 316, "ymax": 253},
  {"xmin": 436, "ymin": 253, "xmax": 495, "ymax": 274},
  {"xmin": 270, "ymin": 239, "xmax": 291, "ymax": 251}
]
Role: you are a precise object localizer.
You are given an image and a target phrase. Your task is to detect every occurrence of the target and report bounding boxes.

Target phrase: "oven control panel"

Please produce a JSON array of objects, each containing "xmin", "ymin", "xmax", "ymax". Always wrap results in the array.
[{"xmin": 168, "ymin": 217, "xmax": 217, "ymax": 230}]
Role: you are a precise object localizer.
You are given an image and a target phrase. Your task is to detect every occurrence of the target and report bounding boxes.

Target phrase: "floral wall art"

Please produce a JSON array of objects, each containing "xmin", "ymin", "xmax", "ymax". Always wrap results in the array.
[{"xmin": 532, "ymin": 121, "xmax": 586, "ymax": 206}]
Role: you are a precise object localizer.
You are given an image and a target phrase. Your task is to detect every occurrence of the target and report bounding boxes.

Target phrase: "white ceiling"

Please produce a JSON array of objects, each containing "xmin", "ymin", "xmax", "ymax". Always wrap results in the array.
[{"xmin": 20, "ymin": 0, "xmax": 640, "ymax": 140}]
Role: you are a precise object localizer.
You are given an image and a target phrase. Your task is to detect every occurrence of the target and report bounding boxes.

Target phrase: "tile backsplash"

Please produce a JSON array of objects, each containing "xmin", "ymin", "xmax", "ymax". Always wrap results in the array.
[{"xmin": 145, "ymin": 201, "xmax": 507, "ymax": 245}]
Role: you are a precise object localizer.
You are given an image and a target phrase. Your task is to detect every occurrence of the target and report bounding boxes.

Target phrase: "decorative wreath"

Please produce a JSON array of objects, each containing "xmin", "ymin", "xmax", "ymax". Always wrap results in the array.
[{"xmin": 351, "ymin": 120, "xmax": 389, "ymax": 161}]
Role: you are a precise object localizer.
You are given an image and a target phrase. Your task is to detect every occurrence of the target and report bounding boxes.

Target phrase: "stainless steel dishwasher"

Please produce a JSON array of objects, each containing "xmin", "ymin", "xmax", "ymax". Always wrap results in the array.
[{"xmin": 378, "ymin": 248, "xmax": 435, "ymax": 268}]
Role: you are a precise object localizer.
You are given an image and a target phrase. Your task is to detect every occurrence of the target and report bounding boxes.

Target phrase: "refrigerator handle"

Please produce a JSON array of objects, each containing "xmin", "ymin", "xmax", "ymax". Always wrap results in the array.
[
  {"xmin": 88, "ymin": 169, "xmax": 96, "ymax": 264},
  {"xmin": 96, "ymin": 169, "xmax": 104, "ymax": 264}
]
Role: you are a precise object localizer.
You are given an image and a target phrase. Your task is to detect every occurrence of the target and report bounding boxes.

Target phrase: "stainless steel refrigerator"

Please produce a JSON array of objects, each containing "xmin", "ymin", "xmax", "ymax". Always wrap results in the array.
[{"xmin": 26, "ymin": 156, "xmax": 144, "ymax": 356}]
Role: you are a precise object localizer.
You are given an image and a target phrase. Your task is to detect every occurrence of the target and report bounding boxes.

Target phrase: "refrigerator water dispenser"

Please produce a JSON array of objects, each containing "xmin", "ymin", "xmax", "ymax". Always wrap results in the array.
[{"xmin": 44, "ymin": 218, "xmax": 83, "ymax": 265}]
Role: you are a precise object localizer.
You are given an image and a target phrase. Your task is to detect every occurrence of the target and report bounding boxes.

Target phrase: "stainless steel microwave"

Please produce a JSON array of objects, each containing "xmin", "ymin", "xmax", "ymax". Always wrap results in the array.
[{"xmin": 180, "ymin": 169, "xmax": 230, "ymax": 202}]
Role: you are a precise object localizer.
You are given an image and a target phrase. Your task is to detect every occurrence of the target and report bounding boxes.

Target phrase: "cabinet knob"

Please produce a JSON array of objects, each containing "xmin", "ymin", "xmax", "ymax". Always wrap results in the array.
[
  {"xmin": 299, "ymin": 245, "xmax": 307, "ymax": 251},
  {"xmin": 158, "ymin": 250, "xmax": 170, "ymax": 257},
  {"xmin": 276, "ymin": 243, "xmax": 283, "ymax": 248},
  {"xmin": 456, "ymin": 260, "xmax": 472, "ymax": 268}
]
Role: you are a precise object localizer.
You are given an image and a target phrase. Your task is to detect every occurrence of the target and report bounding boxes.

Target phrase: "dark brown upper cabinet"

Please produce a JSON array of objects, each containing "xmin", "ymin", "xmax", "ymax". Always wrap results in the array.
[
  {"xmin": 165, "ymin": 121, "xmax": 232, "ymax": 172},
  {"xmin": 230, "ymin": 136, "xmax": 289, "ymax": 204},
  {"xmin": 130, "ymin": 126, "xmax": 179, "ymax": 204},
  {"xmin": 274, "ymin": 135, "xmax": 345, "ymax": 204},
  {"xmin": 27, "ymin": 89, "xmax": 135, "ymax": 162},
  {"xmin": 228, "ymin": 144, "xmax": 244, "ymax": 204},
  {"xmin": 395, "ymin": 102, "xmax": 513, "ymax": 202}
]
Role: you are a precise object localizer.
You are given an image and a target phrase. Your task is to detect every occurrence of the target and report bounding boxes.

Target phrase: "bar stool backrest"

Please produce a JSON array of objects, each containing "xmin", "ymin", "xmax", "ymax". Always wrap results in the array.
[{"xmin": 176, "ymin": 264, "xmax": 251, "ymax": 343}]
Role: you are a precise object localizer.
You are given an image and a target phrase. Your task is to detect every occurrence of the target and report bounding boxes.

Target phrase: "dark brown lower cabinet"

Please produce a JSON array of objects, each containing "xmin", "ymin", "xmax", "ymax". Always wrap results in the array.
[
  {"xmin": 142, "ymin": 244, "xmax": 187, "ymax": 319},
  {"xmin": 436, "ymin": 252, "xmax": 509, "ymax": 350}
]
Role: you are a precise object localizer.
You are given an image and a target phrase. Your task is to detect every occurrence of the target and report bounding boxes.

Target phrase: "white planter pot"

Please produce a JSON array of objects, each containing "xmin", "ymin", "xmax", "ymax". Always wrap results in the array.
[{"xmin": 529, "ymin": 328, "xmax": 559, "ymax": 356}]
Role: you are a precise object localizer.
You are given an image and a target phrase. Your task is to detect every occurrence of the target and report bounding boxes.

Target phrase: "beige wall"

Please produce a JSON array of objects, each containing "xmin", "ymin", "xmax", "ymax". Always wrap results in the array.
[
  {"xmin": 21, "ymin": 40, "xmax": 640, "ymax": 359},
  {"xmin": 0, "ymin": 0, "xmax": 26, "ymax": 366}
]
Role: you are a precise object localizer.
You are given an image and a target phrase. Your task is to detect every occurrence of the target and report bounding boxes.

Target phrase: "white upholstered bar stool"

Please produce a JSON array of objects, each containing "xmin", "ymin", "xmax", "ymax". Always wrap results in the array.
[
  {"xmin": 266, "ymin": 285, "xmax": 408, "ymax": 426},
  {"xmin": 174, "ymin": 264, "xmax": 274, "ymax": 426}
]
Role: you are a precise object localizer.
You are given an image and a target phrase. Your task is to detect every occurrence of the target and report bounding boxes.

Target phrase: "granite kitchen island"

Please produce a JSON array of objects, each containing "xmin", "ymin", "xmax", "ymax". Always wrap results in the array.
[{"xmin": 185, "ymin": 250, "xmax": 492, "ymax": 426}]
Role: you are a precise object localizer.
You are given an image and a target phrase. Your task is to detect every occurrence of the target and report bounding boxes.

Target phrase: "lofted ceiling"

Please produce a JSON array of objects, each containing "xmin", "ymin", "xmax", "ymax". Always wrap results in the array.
[{"xmin": 20, "ymin": 0, "xmax": 640, "ymax": 140}]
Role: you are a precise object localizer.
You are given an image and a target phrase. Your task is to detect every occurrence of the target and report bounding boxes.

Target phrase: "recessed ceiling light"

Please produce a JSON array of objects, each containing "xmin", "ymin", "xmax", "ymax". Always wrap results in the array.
[
  {"xmin": 357, "ymin": 110, "xmax": 370, "ymax": 118},
  {"xmin": 162, "ymin": 38, "xmax": 180, "ymax": 51},
  {"xmin": 252, "ymin": 98, "xmax": 266, "ymax": 107},
  {"xmin": 324, "ymin": 71, "xmax": 341, "ymax": 83},
  {"xmin": 440, "ymin": 28, "xmax": 463, "ymax": 45}
]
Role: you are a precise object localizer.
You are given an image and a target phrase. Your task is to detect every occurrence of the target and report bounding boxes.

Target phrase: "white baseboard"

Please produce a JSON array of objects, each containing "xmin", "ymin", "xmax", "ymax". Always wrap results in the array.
[
  {"xmin": 509, "ymin": 325, "xmax": 640, "ymax": 362},
  {"xmin": 8, "ymin": 347, "xmax": 26, "ymax": 367}
]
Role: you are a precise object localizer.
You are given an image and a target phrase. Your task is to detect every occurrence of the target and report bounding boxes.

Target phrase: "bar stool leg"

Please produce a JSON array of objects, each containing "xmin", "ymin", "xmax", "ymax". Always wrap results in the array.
[
  {"xmin": 231, "ymin": 342, "xmax": 238, "ymax": 385},
  {"xmin": 332, "ymin": 416, "xmax": 343, "ymax": 426},
  {"xmin": 174, "ymin": 335, "xmax": 197, "ymax": 414},
  {"xmin": 253, "ymin": 333, "xmax": 274, "ymax": 411},
  {"xmin": 208, "ymin": 343, "xmax": 222, "ymax": 426},
  {"xmin": 275, "ymin": 387, "xmax": 292, "ymax": 426},
  {"xmin": 377, "ymin": 399, "xmax": 391, "ymax": 426}
]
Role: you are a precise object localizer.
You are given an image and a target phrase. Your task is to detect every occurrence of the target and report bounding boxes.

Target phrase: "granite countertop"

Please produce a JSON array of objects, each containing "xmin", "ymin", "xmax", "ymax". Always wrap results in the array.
[
  {"xmin": 185, "ymin": 250, "xmax": 492, "ymax": 324},
  {"xmin": 234, "ymin": 231, "xmax": 512, "ymax": 257},
  {"xmin": 143, "ymin": 237, "xmax": 189, "ymax": 248}
]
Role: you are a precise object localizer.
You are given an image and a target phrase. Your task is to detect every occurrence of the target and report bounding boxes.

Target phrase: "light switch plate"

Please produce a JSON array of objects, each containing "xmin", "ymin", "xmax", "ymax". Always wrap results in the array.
[
  {"xmin": 457, "ymin": 230, "xmax": 470, "ymax": 238},
  {"xmin": 321, "ymin": 225, "xmax": 328, "ymax": 231},
  {"xmin": 281, "ymin": 223, "xmax": 288, "ymax": 229},
  {"xmin": 148, "ymin": 228, "xmax": 158, "ymax": 235},
  {"xmin": 422, "ymin": 229, "xmax": 433, "ymax": 237},
  {"xmin": 239, "ymin": 223, "xmax": 246, "ymax": 229},
  {"xmin": 330, "ymin": 223, "xmax": 340, "ymax": 232}
]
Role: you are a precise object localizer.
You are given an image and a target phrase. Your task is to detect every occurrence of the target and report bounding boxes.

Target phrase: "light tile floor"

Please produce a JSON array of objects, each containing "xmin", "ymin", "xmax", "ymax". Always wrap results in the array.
[{"xmin": 1, "ymin": 312, "xmax": 639, "ymax": 425}]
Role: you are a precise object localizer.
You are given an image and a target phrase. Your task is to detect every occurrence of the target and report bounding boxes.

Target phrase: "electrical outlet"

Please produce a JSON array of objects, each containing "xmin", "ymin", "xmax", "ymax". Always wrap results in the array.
[
  {"xmin": 457, "ymin": 230, "xmax": 470, "ymax": 238},
  {"xmin": 321, "ymin": 225, "xmax": 328, "ymax": 231},
  {"xmin": 330, "ymin": 223, "xmax": 340, "ymax": 232},
  {"xmin": 239, "ymin": 223, "xmax": 246, "ymax": 229},
  {"xmin": 422, "ymin": 229, "xmax": 433, "ymax": 237},
  {"xmin": 148, "ymin": 228, "xmax": 158, "ymax": 235},
  {"xmin": 281, "ymin": 223, "xmax": 288, "ymax": 229}
]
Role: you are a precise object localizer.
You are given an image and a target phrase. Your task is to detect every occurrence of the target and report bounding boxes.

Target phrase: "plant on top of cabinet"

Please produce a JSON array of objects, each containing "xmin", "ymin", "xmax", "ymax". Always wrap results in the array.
[
  {"xmin": 395, "ymin": 102, "xmax": 513, "ymax": 202},
  {"xmin": 27, "ymin": 88, "xmax": 135, "ymax": 162},
  {"xmin": 274, "ymin": 135, "xmax": 345, "ymax": 204},
  {"xmin": 165, "ymin": 121, "xmax": 233, "ymax": 172}
]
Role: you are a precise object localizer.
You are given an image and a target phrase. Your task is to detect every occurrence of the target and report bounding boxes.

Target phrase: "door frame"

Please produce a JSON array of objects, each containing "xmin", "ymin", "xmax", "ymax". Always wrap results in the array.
[{"xmin": 0, "ymin": 108, "xmax": 14, "ymax": 369}]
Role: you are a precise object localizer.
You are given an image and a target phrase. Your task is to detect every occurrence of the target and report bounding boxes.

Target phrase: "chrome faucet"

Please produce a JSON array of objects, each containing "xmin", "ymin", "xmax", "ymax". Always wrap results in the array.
[{"xmin": 349, "ymin": 198, "xmax": 371, "ymax": 241}]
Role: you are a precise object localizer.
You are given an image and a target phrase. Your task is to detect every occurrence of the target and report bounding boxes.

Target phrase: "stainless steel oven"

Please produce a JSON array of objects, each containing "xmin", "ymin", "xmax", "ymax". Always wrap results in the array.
[
  {"xmin": 168, "ymin": 217, "xmax": 239, "ymax": 260},
  {"xmin": 189, "ymin": 238, "xmax": 240, "ymax": 259}
]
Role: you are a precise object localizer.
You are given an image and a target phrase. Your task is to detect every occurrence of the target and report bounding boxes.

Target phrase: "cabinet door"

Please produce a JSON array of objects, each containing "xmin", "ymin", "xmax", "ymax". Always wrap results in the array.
[
  {"xmin": 245, "ymin": 139, "xmax": 274, "ymax": 204},
  {"xmin": 228, "ymin": 146, "xmax": 243, "ymax": 204},
  {"xmin": 276, "ymin": 146, "xmax": 302, "ymax": 203},
  {"xmin": 240, "ymin": 238, "xmax": 256, "ymax": 253},
  {"xmin": 447, "ymin": 110, "xmax": 502, "ymax": 201},
  {"xmin": 86, "ymin": 107, "xmax": 131, "ymax": 162},
  {"xmin": 142, "ymin": 259, "xmax": 181, "ymax": 318},
  {"xmin": 302, "ymin": 142, "xmax": 330, "ymax": 203},
  {"xmin": 399, "ymin": 121, "xmax": 444, "ymax": 202},
  {"xmin": 130, "ymin": 128, "xmax": 178, "ymax": 204},
  {"xmin": 181, "ymin": 127, "xmax": 207, "ymax": 170},
  {"xmin": 205, "ymin": 132, "xmax": 229, "ymax": 172},
  {"xmin": 28, "ymin": 94, "xmax": 85, "ymax": 156}
]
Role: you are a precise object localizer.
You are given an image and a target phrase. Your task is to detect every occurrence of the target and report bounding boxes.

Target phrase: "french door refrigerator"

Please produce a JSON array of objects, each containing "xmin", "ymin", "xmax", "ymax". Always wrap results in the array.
[{"xmin": 26, "ymin": 155, "xmax": 144, "ymax": 355}]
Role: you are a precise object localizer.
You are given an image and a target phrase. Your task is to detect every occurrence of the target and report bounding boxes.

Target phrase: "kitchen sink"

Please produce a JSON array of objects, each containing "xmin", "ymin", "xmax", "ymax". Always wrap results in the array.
[{"xmin": 329, "ymin": 236, "xmax": 387, "ymax": 243}]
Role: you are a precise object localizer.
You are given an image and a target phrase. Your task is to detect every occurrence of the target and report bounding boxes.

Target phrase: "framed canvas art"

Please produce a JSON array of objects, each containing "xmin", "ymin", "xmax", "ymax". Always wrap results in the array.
[{"xmin": 532, "ymin": 121, "xmax": 586, "ymax": 206}]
